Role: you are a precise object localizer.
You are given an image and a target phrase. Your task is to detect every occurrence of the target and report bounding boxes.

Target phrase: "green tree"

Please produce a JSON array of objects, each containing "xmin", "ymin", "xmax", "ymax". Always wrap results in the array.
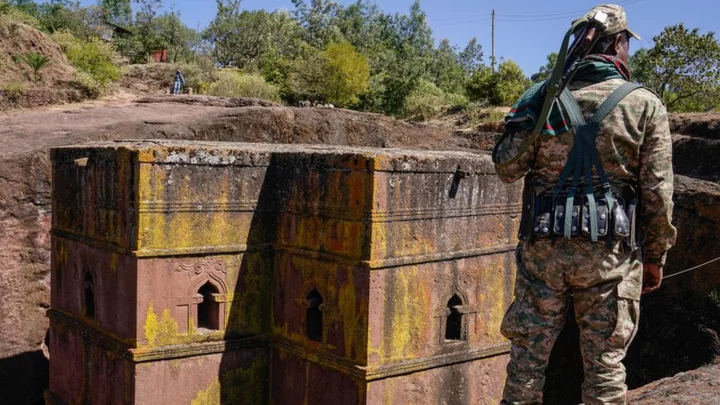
[
  {"xmin": 38, "ymin": 1, "xmax": 82, "ymax": 33},
  {"xmin": 366, "ymin": 0, "xmax": 433, "ymax": 115},
  {"xmin": 291, "ymin": 0, "xmax": 342, "ymax": 47},
  {"xmin": 405, "ymin": 78, "xmax": 467, "ymax": 120},
  {"xmin": 466, "ymin": 65, "xmax": 493, "ymax": 103},
  {"xmin": 204, "ymin": 1, "xmax": 304, "ymax": 70},
  {"xmin": 531, "ymin": 52, "xmax": 557, "ymax": 83},
  {"xmin": 98, "ymin": 0, "xmax": 131, "ymax": 25},
  {"xmin": 323, "ymin": 41, "xmax": 369, "ymax": 106},
  {"xmin": 495, "ymin": 59, "xmax": 531, "ymax": 104},
  {"xmin": 133, "ymin": 0, "xmax": 163, "ymax": 61},
  {"xmin": 467, "ymin": 59, "xmax": 530, "ymax": 106},
  {"xmin": 286, "ymin": 43, "xmax": 330, "ymax": 103},
  {"xmin": 155, "ymin": 8, "xmax": 198, "ymax": 63},
  {"xmin": 632, "ymin": 24, "xmax": 720, "ymax": 112},
  {"xmin": 459, "ymin": 37, "xmax": 483, "ymax": 76},
  {"xmin": 6, "ymin": 0, "xmax": 40, "ymax": 18},
  {"xmin": 336, "ymin": 0, "xmax": 384, "ymax": 53},
  {"xmin": 429, "ymin": 38, "xmax": 465, "ymax": 94}
]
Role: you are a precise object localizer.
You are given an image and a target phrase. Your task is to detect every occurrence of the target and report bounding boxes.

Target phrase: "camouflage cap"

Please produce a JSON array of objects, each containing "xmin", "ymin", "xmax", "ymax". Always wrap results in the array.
[{"xmin": 576, "ymin": 4, "xmax": 641, "ymax": 40}]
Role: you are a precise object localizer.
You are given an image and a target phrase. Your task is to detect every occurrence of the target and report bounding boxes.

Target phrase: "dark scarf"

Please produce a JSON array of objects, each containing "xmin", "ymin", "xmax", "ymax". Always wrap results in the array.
[{"xmin": 505, "ymin": 55, "xmax": 632, "ymax": 136}]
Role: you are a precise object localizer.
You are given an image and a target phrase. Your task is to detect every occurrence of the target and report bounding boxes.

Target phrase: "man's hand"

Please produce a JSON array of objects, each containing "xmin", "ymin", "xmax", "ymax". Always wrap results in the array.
[{"xmin": 642, "ymin": 264, "xmax": 663, "ymax": 294}]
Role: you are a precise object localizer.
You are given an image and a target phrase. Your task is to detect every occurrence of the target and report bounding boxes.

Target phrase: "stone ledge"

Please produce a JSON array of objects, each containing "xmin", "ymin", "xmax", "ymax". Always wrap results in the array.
[
  {"xmin": 270, "ymin": 336, "xmax": 510, "ymax": 382},
  {"xmin": 47, "ymin": 309, "xmax": 266, "ymax": 362},
  {"xmin": 363, "ymin": 244, "xmax": 518, "ymax": 270},
  {"xmin": 274, "ymin": 243, "xmax": 518, "ymax": 270},
  {"xmin": 53, "ymin": 141, "xmax": 495, "ymax": 173}
]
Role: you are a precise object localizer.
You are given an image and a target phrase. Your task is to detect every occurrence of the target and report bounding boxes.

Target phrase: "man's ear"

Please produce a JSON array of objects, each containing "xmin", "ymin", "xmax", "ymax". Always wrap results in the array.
[{"xmin": 613, "ymin": 33, "xmax": 626, "ymax": 54}]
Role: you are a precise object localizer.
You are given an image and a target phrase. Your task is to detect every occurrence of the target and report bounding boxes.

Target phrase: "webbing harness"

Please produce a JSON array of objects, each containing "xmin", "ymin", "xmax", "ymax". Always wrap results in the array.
[{"xmin": 553, "ymin": 81, "xmax": 642, "ymax": 242}]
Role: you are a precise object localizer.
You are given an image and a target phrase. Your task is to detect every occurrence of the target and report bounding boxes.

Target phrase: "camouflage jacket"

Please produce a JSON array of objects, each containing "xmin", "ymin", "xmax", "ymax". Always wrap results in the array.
[{"xmin": 494, "ymin": 78, "xmax": 677, "ymax": 265}]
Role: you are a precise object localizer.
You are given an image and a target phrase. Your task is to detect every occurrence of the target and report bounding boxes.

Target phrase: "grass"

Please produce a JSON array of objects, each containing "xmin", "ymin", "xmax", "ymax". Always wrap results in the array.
[{"xmin": 4, "ymin": 82, "xmax": 25, "ymax": 100}]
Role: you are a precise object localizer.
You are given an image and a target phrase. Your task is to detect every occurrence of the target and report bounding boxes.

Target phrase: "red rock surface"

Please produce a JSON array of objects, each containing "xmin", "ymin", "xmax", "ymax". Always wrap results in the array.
[{"xmin": 627, "ymin": 363, "xmax": 720, "ymax": 404}]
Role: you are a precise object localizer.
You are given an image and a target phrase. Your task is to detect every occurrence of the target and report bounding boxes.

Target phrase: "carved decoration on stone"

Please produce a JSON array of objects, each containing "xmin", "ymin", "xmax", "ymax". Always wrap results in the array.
[{"xmin": 175, "ymin": 259, "xmax": 228, "ymax": 277}]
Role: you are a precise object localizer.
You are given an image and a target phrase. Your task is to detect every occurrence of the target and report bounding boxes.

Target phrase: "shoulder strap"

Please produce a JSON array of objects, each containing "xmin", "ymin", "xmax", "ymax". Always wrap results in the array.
[
  {"xmin": 552, "ymin": 81, "xmax": 643, "ymax": 242},
  {"xmin": 559, "ymin": 88, "xmax": 585, "ymax": 130},
  {"xmin": 590, "ymin": 82, "xmax": 643, "ymax": 125}
]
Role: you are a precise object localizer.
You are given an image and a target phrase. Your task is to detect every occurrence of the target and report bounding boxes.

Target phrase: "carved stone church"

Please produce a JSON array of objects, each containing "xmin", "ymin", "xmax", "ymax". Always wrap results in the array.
[{"xmin": 46, "ymin": 141, "xmax": 520, "ymax": 404}]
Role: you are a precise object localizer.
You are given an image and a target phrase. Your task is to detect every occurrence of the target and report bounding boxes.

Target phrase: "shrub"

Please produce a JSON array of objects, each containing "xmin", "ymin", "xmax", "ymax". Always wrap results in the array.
[
  {"xmin": 324, "ymin": 41, "xmax": 370, "ymax": 107},
  {"xmin": 178, "ymin": 62, "xmax": 218, "ymax": 94},
  {"xmin": 53, "ymin": 30, "xmax": 121, "ymax": 92},
  {"xmin": 205, "ymin": 71, "xmax": 281, "ymax": 102},
  {"xmin": 1, "ymin": 6, "xmax": 42, "ymax": 28},
  {"xmin": 70, "ymin": 71, "xmax": 102, "ymax": 98},
  {"xmin": 466, "ymin": 60, "xmax": 531, "ymax": 106},
  {"xmin": 477, "ymin": 109, "xmax": 507, "ymax": 132},
  {"xmin": 4, "ymin": 81, "xmax": 25, "ymax": 100},
  {"xmin": 405, "ymin": 79, "xmax": 468, "ymax": 120},
  {"xmin": 16, "ymin": 52, "xmax": 51, "ymax": 80}
]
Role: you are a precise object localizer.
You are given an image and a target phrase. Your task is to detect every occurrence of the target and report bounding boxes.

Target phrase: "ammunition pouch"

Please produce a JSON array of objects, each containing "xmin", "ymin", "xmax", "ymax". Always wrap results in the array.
[{"xmin": 519, "ymin": 179, "xmax": 638, "ymax": 248}]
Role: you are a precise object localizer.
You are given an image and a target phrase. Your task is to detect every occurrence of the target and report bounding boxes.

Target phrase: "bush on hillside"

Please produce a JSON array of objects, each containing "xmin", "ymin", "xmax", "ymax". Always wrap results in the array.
[
  {"xmin": 405, "ymin": 79, "xmax": 468, "ymax": 120},
  {"xmin": 70, "ymin": 71, "xmax": 102, "ymax": 98},
  {"xmin": 467, "ymin": 60, "xmax": 531, "ymax": 106},
  {"xmin": 205, "ymin": 70, "xmax": 281, "ymax": 102},
  {"xmin": 52, "ymin": 30, "xmax": 120, "ymax": 92},
  {"xmin": 324, "ymin": 41, "xmax": 370, "ymax": 107},
  {"xmin": 3, "ymin": 81, "xmax": 25, "ymax": 100},
  {"xmin": 178, "ymin": 61, "xmax": 218, "ymax": 94},
  {"xmin": 1, "ymin": 5, "xmax": 41, "ymax": 28},
  {"xmin": 16, "ymin": 51, "xmax": 51, "ymax": 81}
]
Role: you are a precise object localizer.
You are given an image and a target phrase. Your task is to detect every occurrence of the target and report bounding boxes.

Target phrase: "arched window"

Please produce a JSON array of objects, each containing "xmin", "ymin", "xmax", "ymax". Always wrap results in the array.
[
  {"xmin": 198, "ymin": 282, "xmax": 220, "ymax": 330},
  {"xmin": 83, "ymin": 272, "xmax": 95, "ymax": 318},
  {"xmin": 306, "ymin": 289, "xmax": 323, "ymax": 342},
  {"xmin": 445, "ymin": 294, "xmax": 464, "ymax": 341}
]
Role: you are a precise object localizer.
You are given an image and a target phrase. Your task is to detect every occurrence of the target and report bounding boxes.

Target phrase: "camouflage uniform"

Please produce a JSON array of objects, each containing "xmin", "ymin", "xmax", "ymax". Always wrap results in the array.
[{"xmin": 495, "ymin": 62, "xmax": 677, "ymax": 405}]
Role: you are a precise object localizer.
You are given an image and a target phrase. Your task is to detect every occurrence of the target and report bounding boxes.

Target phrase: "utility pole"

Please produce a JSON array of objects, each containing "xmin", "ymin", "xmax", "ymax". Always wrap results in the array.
[{"xmin": 491, "ymin": 9, "xmax": 496, "ymax": 73}]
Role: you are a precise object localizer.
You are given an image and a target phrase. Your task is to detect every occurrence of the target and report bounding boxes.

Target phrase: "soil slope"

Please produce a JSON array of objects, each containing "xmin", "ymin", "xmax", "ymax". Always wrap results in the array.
[{"xmin": 0, "ymin": 17, "xmax": 88, "ymax": 110}]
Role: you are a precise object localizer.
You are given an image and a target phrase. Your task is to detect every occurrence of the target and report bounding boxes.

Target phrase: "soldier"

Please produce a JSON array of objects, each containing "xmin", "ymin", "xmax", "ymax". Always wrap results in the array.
[{"xmin": 493, "ymin": 4, "xmax": 677, "ymax": 405}]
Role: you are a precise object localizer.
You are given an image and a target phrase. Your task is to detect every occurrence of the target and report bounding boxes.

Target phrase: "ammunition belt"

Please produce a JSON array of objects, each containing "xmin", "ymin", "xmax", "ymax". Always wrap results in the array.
[{"xmin": 519, "ymin": 182, "xmax": 637, "ymax": 248}]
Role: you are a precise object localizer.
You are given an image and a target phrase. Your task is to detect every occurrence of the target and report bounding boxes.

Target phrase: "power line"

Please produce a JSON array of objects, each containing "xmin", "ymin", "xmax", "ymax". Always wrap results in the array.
[
  {"xmin": 433, "ymin": 18, "xmax": 492, "ymax": 28},
  {"xmin": 432, "ymin": 0, "xmax": 646, "ymax": 26},
  {"xmin": 495, "ymin": 0, "xmax": 646, "ymax": 19}
]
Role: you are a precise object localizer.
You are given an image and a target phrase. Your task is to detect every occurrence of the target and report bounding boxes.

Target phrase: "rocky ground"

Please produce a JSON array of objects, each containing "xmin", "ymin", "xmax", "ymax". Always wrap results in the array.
[
  {"xmin": 1, "ymin": 95, "xmax": 720, "ymax": 404},
  {"xmin": 627, "ymin": 362, "xmax": 720, "ymax": 404}
]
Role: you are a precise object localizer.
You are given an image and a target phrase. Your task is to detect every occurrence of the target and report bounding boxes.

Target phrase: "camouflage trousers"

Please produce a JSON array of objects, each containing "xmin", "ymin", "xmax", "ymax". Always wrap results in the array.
[{"xmin": 500, "ymin": 239, "xmax": 642, "ymax": 405}]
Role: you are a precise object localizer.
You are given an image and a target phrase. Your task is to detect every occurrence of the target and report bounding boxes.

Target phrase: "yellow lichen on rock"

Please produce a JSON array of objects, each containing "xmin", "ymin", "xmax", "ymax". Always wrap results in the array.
[
  {"xmin": 190, "ymin": 359, "xmax": 268, "ymax": 405},
  {"xmin": 144, "ymin": 303, "xmax": 159, "ymax": 346},
  {"xmin": 157, "ymin": 309, "xmax": 180, "ymax": 346}
]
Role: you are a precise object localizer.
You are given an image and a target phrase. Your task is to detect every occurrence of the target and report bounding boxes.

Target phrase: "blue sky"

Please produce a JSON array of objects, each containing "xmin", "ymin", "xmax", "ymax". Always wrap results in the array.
[{"xmin": 79, "ymin": 0, "xmax": 717, "ymax": 75}]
